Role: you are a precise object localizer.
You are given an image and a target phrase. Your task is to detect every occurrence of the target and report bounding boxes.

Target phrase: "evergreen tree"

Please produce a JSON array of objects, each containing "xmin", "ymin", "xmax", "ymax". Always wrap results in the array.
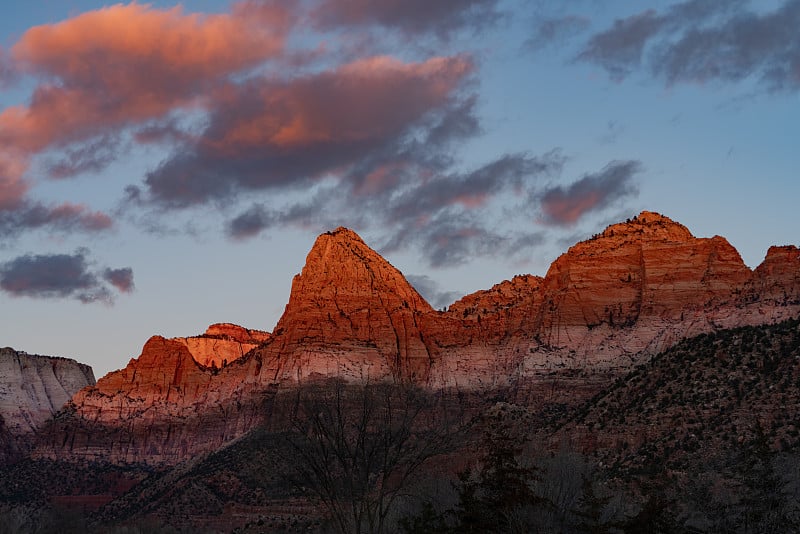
[
  {"xmin": 737, "ymin": 423, "xmax": 797, "ymax": 533},
  {"xmin": 572, "ymin": 475, "xmax": 614, "ymax": 534}
]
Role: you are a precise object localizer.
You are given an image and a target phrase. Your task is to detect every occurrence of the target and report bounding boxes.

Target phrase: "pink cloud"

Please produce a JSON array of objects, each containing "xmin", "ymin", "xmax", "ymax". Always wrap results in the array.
[
  {"xmin": 144, "ymin": 54, "xmax": 473, "ymax": 205},
  {"xmin": 3, "ymin": 2, "xmax": 291, "ymax": 152},
  {"xmin": 539, "ymin": 160, "xmax": 641, "ymax": 226}
]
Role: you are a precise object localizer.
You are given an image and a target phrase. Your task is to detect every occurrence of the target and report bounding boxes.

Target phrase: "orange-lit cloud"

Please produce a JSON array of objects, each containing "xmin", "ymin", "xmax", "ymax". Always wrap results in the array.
[
  {"xmin": 0, "ymin": 158, "xmax": 29, "ymax": 210},
  {"xmin": 144, "ymin": 55, "xmax": 473, "ymax": 206},
  {"xmin": 539, "ymin": 161, "xmax": 641, "ymax": 225},
  {"xmin": 0, "ymin": 2, "xmax": 292, "ymax": 240},
  {"xmin": 3, "ymin": 2, "xmax": 290, "ymax": 152}
]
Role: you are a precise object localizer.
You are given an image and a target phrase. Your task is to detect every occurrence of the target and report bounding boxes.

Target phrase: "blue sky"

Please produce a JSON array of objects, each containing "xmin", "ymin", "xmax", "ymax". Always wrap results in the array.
[{"xmin": 0, "ymin": 0, "xmax": 797, "ymax": 377}]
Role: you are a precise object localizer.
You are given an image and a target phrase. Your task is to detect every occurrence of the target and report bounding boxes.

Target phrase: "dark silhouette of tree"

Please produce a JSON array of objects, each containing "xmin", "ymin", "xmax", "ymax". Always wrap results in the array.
[
  {"xmin": 572, "ymin": 474, "xmax": 615, "ymax": 534},
  {"xmin": 282, "ymin": 380, "xmax": 459, "ymax": 534},
  {"xmin": 398, "ymin": 500, "xmax": 450, "ymax": 534},
  {"xmin": 737, "ymin": 423, "xmax": 798, "ymax": 533},
  {"xmin": 619, "ymin": 494, "xmax": 685, "ymax": 534},
  {"xmin": 453, "ymin": 410, "xmax": 546, "ymax": 532}
]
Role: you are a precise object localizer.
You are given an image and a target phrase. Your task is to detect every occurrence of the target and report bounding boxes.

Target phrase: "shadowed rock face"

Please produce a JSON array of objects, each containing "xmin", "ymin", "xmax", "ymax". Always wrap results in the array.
[
  {"xmin": 0, "ymin": 348, "xmax": 94, "ymax": 438},
  {"xmin": 31, "ymin": 212, "xmax": 800, "ymax": 466}
]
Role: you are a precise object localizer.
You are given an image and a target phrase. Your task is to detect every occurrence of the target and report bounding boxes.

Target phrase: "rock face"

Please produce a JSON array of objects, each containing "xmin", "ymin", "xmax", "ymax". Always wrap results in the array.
[
  {"xmin": 173, "ymin": 323, "xmax": 270, "ymax": 368},
  {"xmin": 536, "ymin": 212, "xmax": 749, "ymax": 331},
  {"xmin": 33, "ymin": 212, "xmax": 800, "ymax": 466},
  {"xmin": 264, "ymin": 227, "xmax": 438, "ymax": 382},
  {"xmin": 0, "ymin": 348, "xmax": 95, "ymax": 437},
  {"xmin": 746, "ymin": 245, "xmax": 800, "ymax": 304},
  {"xmin": 36, "ymin": 336, "xmax": 268, "ymax": 465}
]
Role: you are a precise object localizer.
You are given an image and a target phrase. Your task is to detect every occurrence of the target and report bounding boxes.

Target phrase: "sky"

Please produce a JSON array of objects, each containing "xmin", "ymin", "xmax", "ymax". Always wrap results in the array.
[{"xmin": 0, "ymin": 0, "xmax": 797, "ymax": 378}]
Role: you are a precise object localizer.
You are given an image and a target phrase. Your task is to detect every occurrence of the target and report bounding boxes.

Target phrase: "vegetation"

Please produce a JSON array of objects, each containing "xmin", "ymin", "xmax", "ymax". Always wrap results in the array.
[{"xmin": 3, "ymin": 318, "xmax": 800, "ymax": 532}]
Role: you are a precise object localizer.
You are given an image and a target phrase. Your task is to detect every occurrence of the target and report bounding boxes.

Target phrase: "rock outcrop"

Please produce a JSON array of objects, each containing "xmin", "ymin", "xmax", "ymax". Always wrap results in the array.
[
  {"xmin": 746, "ymin": 245, "xmax": 800, "ymax": 305},
  {"xmin": 263, "ymin": 227, "xmax": 438, "ymax": 382},
  {"xmin": 0, "ymin": 348, "xmax": 95, "ymax": 449},
  {"xmin": 173, "ymin": 323, "xmax": 270, "ymax": 368},
  {"xmin": 35, "ymin": 336, "xmax": 268, "ymax": 465},
  {"xmin": 32, "ymin": 212, "xmax": 800, "ymax": 466}
]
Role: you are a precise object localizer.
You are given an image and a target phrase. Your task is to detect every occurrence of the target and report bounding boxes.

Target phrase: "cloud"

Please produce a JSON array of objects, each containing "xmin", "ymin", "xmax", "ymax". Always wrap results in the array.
[
  {"xmin": 525, "ymin": 15, "xmax": 591, "ymax": 52},
  {"xmin": 578, "ymin": 0, "xmax": 800, "ymax": 91},
  {"xmin": 0, "ymin": 250, "xmax": 133, "ymax": 304},
  {"xmin": 142, "ymin": 55, "xmax": 473, "ymax": 207},
  {"xmin": 0, "ymin": 48, "xmax": 16, "ymax": 87},
  {"xmin": 578, "ymin": 9, "xmax": 665, "ymax": 80},
  {"xmin": 102, "ymin": 267, "xmax": 134, "ymax": 293},
  {"xmin": 45, "ymin": 135, "xmax": 121, "ymax": 179},
  {"xmin": 387, "ymin": 151, "xmax": 565, "ymax": 224},
  {"xmin": 406, "ymin": 275, "xmax": 462, "ymax": 309},
  {"xmin": 0, "ymin": 2, "xmax": 294, "ymax": 242},
  {"xmin": 2, "ymin": 2, "xmax": 290, "ymax": 154},
  {"xmin": 311, "ymin": 0, "xmax": 501, "ymax": 39},
  {"xmin": 0, "ymin": 160, "xmax": 29, "ymax": 211},
  {"xmin": 0, "ymin": 202, "xmax": 113, "ymax": 240},
  {"xmin": 227, "ymin": 204, "xmax": 274, "ymax": 240},
  {"xmin": 539, "ymin": 160, "xmax": 641, "ymax": 226},
  {"xmin": 379, "ymin": 204, "xmax": 544, "ymax": 268}
]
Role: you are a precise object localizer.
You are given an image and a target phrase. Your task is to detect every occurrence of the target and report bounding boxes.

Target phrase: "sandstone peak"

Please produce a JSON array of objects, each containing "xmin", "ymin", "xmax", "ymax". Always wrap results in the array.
[
  {"xmin": 586, "ymin": 210, "xmax": 694, "ymax": 247},
  {"xmin": 266, "ymin": 226, "xmax": 436, "ymax": 381},
  {"xmin": 289, "ymin": 226, "xmax": 431, "ymax": 313},
  {"xmin": 203, "ymin": 323, "xmax": 270, "ymax": 344},
  {"xmin": 0, "ymin": 349, "xmax": 95, "ymax": 437}
]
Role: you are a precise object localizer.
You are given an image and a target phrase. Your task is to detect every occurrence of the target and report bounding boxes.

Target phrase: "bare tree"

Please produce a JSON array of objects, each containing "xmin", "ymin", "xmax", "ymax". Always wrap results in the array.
[{"xmin": 282, "ymin": 379, "xmax": 462, "ymax": 534}]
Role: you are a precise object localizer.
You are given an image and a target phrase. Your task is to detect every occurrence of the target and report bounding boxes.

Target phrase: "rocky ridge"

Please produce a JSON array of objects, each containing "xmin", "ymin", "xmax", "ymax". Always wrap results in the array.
[
  {"xmin": 0, "ymin": 348, "xmax": 95, "ymax": 438},
  {"xmin": 0, "ymin": 348, "xmax": 94, "ymax": 463},
  {"xmin": 31, "ymin": 212, "xmax": 800, "ymax": 465},
  {"xmin": 173, "ymin": 323, "xmax": 270, "ymax": 368}
]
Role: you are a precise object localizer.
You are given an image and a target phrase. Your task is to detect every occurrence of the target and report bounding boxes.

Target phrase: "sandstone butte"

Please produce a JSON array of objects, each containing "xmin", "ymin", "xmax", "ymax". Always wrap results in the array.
[
  {"xmin": 31, "ymin": 211, "xmax": 800, "ymax": 465},
  {"xmin": 0, "ymin": 348, "xmax": 95, "ymax": 440}
]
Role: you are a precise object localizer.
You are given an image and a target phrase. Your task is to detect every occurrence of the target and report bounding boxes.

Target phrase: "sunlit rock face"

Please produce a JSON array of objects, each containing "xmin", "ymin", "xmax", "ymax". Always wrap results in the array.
[
  {"xmin": 536, "ymin": 211, "xmax": 749, "ymax": 331},
  {"xmin": 33, "ymin": 212, "xmax": 800, "ymax": 466},
  {"xmin": 262, "ymin": 227, "xmax": 438, "ymax": 383},
  {"xmin": 510, "ymin": 212, "xmax": 756, "ymax": 370},
  {"xmin": 746, "ymin": 245, "xmax": 800, "ymax": 305},
  {"xmin": 0, "ymin": 348, "xmax": 94, "ymax": 437},
  {"xmin": 34, "ymin": 335, "xmax": 267, "ymax": 465},
  {"xmin": 173, "ymin": 323, "xmax": 270, "ymax": 368}
]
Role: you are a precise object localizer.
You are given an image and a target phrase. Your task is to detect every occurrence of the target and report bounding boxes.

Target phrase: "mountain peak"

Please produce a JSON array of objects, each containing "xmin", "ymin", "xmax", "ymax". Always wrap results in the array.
[
  {"xmin": 269, "ymin": 228, "xmax": 435, "ymax": 380},
  {"xmin": 596, "ymin": 211, "xmax": 694, "ymax": 243},
  {"xmin": 326, "ymin": 226, "xmax": 361, "ymax": 238}
]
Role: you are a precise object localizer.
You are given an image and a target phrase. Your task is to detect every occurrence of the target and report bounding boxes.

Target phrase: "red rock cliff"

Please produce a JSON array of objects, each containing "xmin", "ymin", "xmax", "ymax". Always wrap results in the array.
[{"xmin": 265, "ymin": 227, "xmax": 437, "ymax": 382}]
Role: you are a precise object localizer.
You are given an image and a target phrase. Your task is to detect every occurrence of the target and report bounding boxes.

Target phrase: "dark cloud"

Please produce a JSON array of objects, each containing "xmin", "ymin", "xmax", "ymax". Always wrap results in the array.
[
  {"xmin": 311, "ymin": 0, "xmax": 501, "ymax": 39},
  {"xmin": 0, "ymin": 202, "xmax": 113, "ymax": 240},
  {"xmin": 578, "ymin": 9, "xmax": 665, "ymax": 80},
  {"xmin": 415, "ymin": 216, "xmax": 507, "ymax": 268},
  {"xmin": 406, "ymin": 275, "xmax": 462, "ymax": 309},
  {"xmin": 0, "ymin": 48, "xmax": 17, "ymax": 87},
  {"xmin": 0, "ymin": 250, "xmax": 133, "ymax": 304},
  {"xmin": 387, "ymin": 152, "xmax": 564, "ymax": 224},
  {"xmin": 134, "ymin": 120, "xmax": 194, "ymax": 146},
  {"xmin": 45, "ymin": 135, "xmax": 121, "ymax": 179},
  {"xmin": 227, "ymin": 204, "xmax": 274, "ymax": 240},
  {"xmin": 380, "ymin": 207, "xmax": 542, "ymax": 268},
  {"xmin": 226, "ymin": 150, "xmax": 561, "ymax": 266},
  {"xmin": 141, "ymin": 56, "xmax": 473, "ymax": 208},
  {"xmin": 525, "ymin": 15, "xmax": 591, "ymax": 52},
  {"xmin": 103, "ymin": 267, "xmax": 134, "ymax": 293},
  {"xmin": 578, "ymin": 0, "xmax": 800, "ymax": 91},
  {"xmin": 539, "ymin": 160, "xmax": 641, "ymax": 226}
]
